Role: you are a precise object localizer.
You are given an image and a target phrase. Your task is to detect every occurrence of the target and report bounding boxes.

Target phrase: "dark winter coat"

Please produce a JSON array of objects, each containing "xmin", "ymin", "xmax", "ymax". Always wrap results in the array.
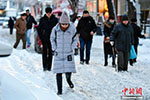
[
  {"xmin": 77, "ymin": 16, "xmax": 97, "ymax": 40},
  {"xmin": 131, "ymin": 23, "xmax": 144, "ymax": 45},
  {"xmin": 104, "ymin": 21, "xmax": 115, "ymax": 54},
  {"xmin": 8, "ymin": 17, "xmax": 15, "ymax": 28},
  {"xmin": 50, "ymin": 23, "xmax": 77, "ymax": 74},
  {"xmin": 26, "ymin": 14, "xmax": 37, "ymax": 29},
  {"xmin": 111, "ymin": 23, "xmax": 134, "ymax": 52},
  {"xmin": 38, "ymin": 14, "xmax": 58, "ymax": 42}
]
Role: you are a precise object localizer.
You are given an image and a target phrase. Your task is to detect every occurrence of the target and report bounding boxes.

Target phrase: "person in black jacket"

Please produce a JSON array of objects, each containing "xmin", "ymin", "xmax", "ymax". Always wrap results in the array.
[
  {"xmin": 38, "ymin": 7, "xmax": 58, "ymax": 71},
  {"xmin": 8, "ymin": 17, "xmax": 15, "ymax": 35},
  {"xmin": 103, "ymin": 16, "xmax": 116, "ymax": 67},
  {"xmin": 77, "ymin": 10, "xmax": 97, "ymax": 64},
  {"xmin": 111, "ymin": 15, "xmax": 134, "ymax": 72},
  {"xmin": 26, "ymin": 9, "xmax": 37, "ymax": 48},
  {"xmin": 129, "ymin": 18, "xmax": 145, "ymax": 66}
]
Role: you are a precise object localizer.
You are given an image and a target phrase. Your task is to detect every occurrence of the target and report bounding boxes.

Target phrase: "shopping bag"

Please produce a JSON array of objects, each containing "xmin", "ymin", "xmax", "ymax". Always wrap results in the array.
[{"xmin": 129, "ymin": 45, "xmax": 136, "ymax": 59}]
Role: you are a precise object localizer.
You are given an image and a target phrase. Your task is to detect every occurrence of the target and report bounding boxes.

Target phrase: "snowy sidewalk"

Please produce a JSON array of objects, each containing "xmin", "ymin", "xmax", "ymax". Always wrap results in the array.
[{"xmin": 0, "ymin": 28, "xmax": 150, "ymax": 100}]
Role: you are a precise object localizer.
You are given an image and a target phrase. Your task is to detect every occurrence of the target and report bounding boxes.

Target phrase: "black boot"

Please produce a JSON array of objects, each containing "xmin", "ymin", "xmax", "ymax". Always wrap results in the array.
[
  {"xmin": 104, "ymin": 62, "xmax": 108, "ymax": 66},
  {"xmin": 66, "ymin": 73, "xmax": 74, "ymax": 88},
  {"xmin": 56, "ymin": 74, "xmax": 62, "ymax": 95},
  {"xmin": 129, "ymin": 59, "xmax": 133, "ymax": 66},
  {"xmin": 112, "ymin": 62, "xmax": 116, "ymax": 68}
]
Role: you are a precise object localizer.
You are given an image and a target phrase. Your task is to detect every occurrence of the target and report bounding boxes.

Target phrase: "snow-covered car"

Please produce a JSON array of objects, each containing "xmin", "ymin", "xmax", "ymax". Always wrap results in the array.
[
  {"xmin": 0, "ymin": 41, "xmax": 13, "ymax": 57},
  {"xmin": 2, "ymin": 17, "xmax": 9, "ymax": 28}
]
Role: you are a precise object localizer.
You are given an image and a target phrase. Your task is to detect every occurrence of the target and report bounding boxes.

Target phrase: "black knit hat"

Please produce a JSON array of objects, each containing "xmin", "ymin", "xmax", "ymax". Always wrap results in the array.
[
  {"xmin": 121, "ymin": 15, "xmax": 128, "ymax": 21},
  {"xmin": 108, "ymin": 16, "xmax": 115, "ymax": 20},
  {"xmin": 45, "ymin": 7, "xmax": 52, "ymax": 13},
  {"xmin": 83, "ymin": 10, "xmax": 89, "ymax": 14},
  {"xmin": 131, "ymin": 18, "xmax": 137, "ymax": 22},
  {"xmin": 21, "ymin": 13, "xmax": 26, "ymax": 16}
]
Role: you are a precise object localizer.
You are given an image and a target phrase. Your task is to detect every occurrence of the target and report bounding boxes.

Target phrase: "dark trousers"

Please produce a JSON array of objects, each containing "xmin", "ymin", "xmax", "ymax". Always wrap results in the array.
[
  {"xmin": 80, "ymin": 37, "xmax": 92, "ymax": 62},
  {"xmin": 14, "ymin": 33, "xmax": 26, "ymax": 49},
  {"xmin": 10, "ymin": 27, "xmax": 13, "ymax": 35},
  {"xmin": 42, "ymin": 41, "xmax": 53, "ymax": 70},
  {"xmin": 104, "ymin": 43, "xmax": 116, "ymax": 65},
  {"xmin": 118, "ymin": 51, "xmax": 129, "ymax": 71},
  {"xmin": 104, "ymin": 53, "xmax": 116, "ymax": 65},
  {"xmin": 56, "ymin": 73, "xmax": 72, "ymax": 93}
]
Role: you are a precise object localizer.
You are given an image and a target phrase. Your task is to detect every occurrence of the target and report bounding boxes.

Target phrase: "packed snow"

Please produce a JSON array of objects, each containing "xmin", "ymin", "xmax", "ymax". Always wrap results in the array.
[{"xmin": 0, "ymin": 27, "xmax": 150, "ymax": 100}]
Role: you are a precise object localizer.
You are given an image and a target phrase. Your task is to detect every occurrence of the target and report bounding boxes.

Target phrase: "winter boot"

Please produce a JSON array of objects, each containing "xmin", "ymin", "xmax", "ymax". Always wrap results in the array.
[
  {"xmin": 104, "ymin": 62, "xmax": 108, "ymax": 66},
  {"xmin": 129, "ymin": 59, "xmax": 133, "ymax": 66},
  {"xmin": 66, "ymin": 73, "xmax": 74, "ymax": 88},
  {"xmin": 112, "ymin": 62, "xmax": 116, "ymax": 68},
  {"xmin": 56, "ymin": 74, "xmax": 62, "ymax": 95}
]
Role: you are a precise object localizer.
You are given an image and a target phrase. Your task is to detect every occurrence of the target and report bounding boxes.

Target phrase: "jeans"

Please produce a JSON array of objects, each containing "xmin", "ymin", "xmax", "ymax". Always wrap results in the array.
[
  {"xmin": 26, "ymin": 29, "xmax": 32, "ymax": 46},
  {"xmin": 80, "ymin": 37, "xmax": 92, "ymax": 62}
]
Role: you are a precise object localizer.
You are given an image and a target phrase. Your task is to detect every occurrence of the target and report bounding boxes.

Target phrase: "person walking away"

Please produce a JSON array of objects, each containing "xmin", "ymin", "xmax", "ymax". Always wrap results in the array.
[
  {"xmin": 111, "ymin": 15, "xmax": 134, "ymax": 72},
  {"xmin": 38, "ymin": 7, "xmax": 58, "ymax": 71},
  {"xmin": 77, "ymin": 10, "xmax": 97, "ymax": 64},
  {"xmin": 13, "ymin": 13, "xmax": 27, "ymax": 49},
  {"xmin": 129, "ymin": 18, "xmax": 145, "ymax": 66},
  {"xmin": 51, "ymin": 11, "xmax": 77, "ymax": 95},
  {"xmin": 103, "ymin": 16, "xmax": 116, "ymax": 67},
  {"xmin": 8, "ymin": 17, "xmax": 15, "ymax": 35},
  {"xmin": 26, "ymin": 9, "xmax": 37, "ymax": 48}
]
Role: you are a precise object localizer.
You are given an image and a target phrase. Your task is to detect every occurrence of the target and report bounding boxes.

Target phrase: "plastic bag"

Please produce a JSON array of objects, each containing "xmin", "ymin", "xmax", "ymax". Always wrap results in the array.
[{"xmin": 129, "ymin": 45, "xmax": 136, "ymax": 59}]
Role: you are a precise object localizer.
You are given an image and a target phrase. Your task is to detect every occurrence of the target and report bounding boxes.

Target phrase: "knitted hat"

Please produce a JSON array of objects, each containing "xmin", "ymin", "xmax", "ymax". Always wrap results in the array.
[
  {"xmin": 131, "ymin": 18, "xmax": 137, "ymax": 22},
  {"xmin": 121, "ymin": 15, "xmax": 128, "ymax": 21},
  {"xmin": 59, "ymin": 11, "xmax": 70, "ymax": 24}
]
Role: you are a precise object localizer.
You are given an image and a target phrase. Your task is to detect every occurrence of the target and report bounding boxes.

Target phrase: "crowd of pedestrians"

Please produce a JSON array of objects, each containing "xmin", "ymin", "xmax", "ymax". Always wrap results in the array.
[{"xmin": 10, "ymin": 7, "xmax": 146, "ymax": 95}]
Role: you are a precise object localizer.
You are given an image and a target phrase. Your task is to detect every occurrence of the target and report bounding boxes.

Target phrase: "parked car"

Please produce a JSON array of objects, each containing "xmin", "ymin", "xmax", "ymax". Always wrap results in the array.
[
  {"xmin": 34, "ymin": 25, "xmax": 42, "ymax": 53},
  {"xmin": 0, "ymin": 41, "xmax": 13, "ymax": 57},
  {"xmin": 2, "ymin": 17, "xmax": 9, "ymax": 28}
]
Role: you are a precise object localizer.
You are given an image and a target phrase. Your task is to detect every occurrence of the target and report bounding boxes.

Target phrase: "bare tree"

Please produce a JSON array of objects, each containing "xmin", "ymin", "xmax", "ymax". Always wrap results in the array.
[
  {"xmin": 127, "ymin": 0, "xmax": 136, "ymax": 21},
  {"xmin": 67, "ymin": 0, "xmax": 79, "ymax": 22}
]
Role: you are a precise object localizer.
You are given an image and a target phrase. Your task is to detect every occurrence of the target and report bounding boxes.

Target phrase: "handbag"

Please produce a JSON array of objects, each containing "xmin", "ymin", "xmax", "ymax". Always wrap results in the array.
[{"xmin": 129, "ymin": 45, "xmax": 136, "ymax": 59}]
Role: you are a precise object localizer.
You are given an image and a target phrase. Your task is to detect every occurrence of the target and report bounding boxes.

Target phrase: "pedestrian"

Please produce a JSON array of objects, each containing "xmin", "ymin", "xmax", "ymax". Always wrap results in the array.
[
  {"xmin": 111, "ymin": 15, "xmax": 134, "ymax": 72},
  {"xmin": 13, "ymin": 13, "xmax": 27, "ymax": 49},
  {"xmin": 103, "ymin": 16, "xmax": 116, "ymax": 67},
  {"xmin": 50, "ymin": 11, "xmax": 77, "ymax": 95},
  {"xmin": 38, "ymin": 7, "xmax": 58, "ymax": 71},
  {"xmin": 8, "ymin": 17, "xmax": 15, "ymax": 35},
  {"xmin": 129, "ymin": 18, "xmax": 145, "ymax": 66},
  {"xmin": 26, "ymin": 9, "xmax": 37, "ymax": 48},
  {"xmin": 77, "ymin": 10, "xmax": 97, "ymax": 64}
]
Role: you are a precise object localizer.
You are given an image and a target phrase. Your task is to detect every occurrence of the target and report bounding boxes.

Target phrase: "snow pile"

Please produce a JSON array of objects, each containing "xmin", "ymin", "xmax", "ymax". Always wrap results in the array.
[{"xmin": 0, "ymin": 49, "xmax": 62, "ymax": 100}]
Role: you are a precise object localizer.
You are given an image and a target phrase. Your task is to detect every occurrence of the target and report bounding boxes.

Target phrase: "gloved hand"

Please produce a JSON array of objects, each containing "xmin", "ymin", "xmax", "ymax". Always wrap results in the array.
[
  {"xmin": 52, "ymin": 51, "xmax": 55, "ymax": 55},
  {"xmin": 143, "ymin": 35, "xmax": 146, "ymax": 39},
  {"xmin": 110, "ymin": 41, "xmax": 114, "ymax": 46}
]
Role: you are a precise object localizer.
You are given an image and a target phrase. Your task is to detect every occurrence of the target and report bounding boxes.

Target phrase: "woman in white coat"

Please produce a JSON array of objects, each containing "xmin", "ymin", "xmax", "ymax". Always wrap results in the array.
[{"xmin": 51, "ymin": 11, "xmax": 77, "ymax": 95}]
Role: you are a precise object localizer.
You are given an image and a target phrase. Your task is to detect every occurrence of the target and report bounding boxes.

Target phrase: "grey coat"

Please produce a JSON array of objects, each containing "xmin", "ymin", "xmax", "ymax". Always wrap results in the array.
[
  {"xmin": 111, "ymin": 23, "xmax": 134, "ymax": 52},
  {"xmin": 50, "ymin": 23, "xmax": 77, "ymax": 74}
]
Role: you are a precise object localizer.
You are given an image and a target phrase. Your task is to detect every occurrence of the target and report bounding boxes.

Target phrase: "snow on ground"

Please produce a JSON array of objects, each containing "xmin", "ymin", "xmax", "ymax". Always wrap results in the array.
[{"xmin": 0, "ymin": 27, "xmax": 150, "ymax": 100}]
